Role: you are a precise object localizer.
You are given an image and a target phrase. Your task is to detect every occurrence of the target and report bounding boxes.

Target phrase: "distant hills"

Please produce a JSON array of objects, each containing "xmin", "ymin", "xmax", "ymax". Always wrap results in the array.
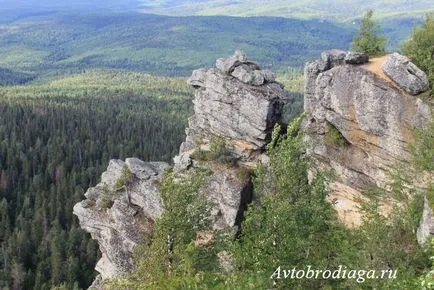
[
  {"xmin": 138, "ymin": 0, "xmax": 434, "ymax": 21},
  {"xmin": 1, "ymin": 0, "xmax": 432, "ymax": 21},
  {"xmin": 0, "ymin": 12, "xmax": 355, "ymax": 79},
  {"xmin": 0, "ymin": 1, "xmax": 429, "ymax": 80}
]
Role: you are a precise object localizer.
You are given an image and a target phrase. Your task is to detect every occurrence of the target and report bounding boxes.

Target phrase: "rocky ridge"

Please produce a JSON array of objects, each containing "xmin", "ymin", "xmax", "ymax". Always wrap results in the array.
[
  {"xmin": 74, "ymin": 49, "xmax": 433, "ymax": 287},
  {"xmin": 73, "ymin": 51, "xmax": 287, "ymax": 286}
]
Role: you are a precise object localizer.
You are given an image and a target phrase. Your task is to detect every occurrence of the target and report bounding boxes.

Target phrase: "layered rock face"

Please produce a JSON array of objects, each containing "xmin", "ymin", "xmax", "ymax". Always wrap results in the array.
[
  {"xmin": 74, "ymin": 51, "xmax": 286, "ymax": 286},
  {"xmin": 73, "ymin": 159, "xmax": 168, "ymax": 281},
  {"xmin": 176, "ymin": 50, "xmax": 287, "ymax": 229},
  {"xmin": 181, "ymin": 50, "xmax": 288, "ymax": 161},
  {"xmin": 303, "ymin": 50, "xmax": 432, "ymax": 227}
]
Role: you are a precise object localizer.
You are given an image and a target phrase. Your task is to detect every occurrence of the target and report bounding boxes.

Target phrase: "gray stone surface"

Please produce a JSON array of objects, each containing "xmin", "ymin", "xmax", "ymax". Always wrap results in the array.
[
  {"xmin": 321, "ymin": 49, "xmax": 346, "ymax": 67},
  {"xmin": 345, "ymin": 52, "xmax": 369, "ymax": 64},
  {"xmin": 184, "ymin": 51, "xmax": 287, "ymax": 159},
  {"xmin": 382, "ymin": 52, "xmax": 429, "ymax": 95},
  {"xmin": 73, "ymin": 158, "xmax": 168, "ymax": 280},
  {"xmin": 215, "ymin": 50, "xmax": 248, "ymax": 74},
  {"xmin": 231, "ymin": 64, "xmax": 265, "ymax": 86},
  {"xmin": 417, "ymin": 197, "xmax": 434, "ymax": 245},
  {"xmin": 178, "ymin": 51, "xmax": 285, "ymax": 230},
  {"xmin": 303, "ymin": 50, "xmax": 432, "ymax": 227},
  {"xmin": 200, "ymin": 168, "xmax": 252, "ymax": 230}
]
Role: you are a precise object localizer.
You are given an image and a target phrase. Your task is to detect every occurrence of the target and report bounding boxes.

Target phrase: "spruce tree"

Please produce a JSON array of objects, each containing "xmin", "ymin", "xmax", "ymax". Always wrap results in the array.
[{"xmin": 351, "ymin": 9, "xmax": 386, "ymax": 56}]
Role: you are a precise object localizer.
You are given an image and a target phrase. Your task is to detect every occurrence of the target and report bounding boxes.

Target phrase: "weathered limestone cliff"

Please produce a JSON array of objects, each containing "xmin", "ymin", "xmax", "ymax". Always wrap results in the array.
[
  {"xmin": 303, "ymin": 49, "xmax": 433, "ymax": 228},
  {"xmin": 73, "ymin": 51, "xmax": 287, "ymax": 286}
]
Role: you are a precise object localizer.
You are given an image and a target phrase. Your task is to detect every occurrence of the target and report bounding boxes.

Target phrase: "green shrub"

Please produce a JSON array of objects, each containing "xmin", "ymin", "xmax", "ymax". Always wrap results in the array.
[
  {"xmin": 114, "ymin": 164, "xmax": 134, "ymax": 189},
  {"xmin": 191, "ymin": 135, "xmax": 237, "ymax": 165},
  {"xmin": 351, "ymin": 9, "xmax": 387, "ymax": 57},
  {"xmin": 325, "ymin": 123, "xmax": 348, "ymax": 147},
  {"xmin": 412, "ymin": 121, "xmax": 434, "ymax": 171},
  {"xmin": 402, "ymin": 13, "xmax": 434, "ymax": 97},
  {"xmin": 100, "ymin": 195, "xmax": 114, "ymax": 210}
]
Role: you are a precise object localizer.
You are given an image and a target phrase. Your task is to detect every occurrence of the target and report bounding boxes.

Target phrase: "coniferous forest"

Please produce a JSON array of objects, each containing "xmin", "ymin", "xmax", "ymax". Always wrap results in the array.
[
  {"xmin": 0, "ymin": 3, "xmax": 432, "ymax": 290},
  {"xmin": 0, "ymin": 71, "xmax": 193, "ymax": 289}
]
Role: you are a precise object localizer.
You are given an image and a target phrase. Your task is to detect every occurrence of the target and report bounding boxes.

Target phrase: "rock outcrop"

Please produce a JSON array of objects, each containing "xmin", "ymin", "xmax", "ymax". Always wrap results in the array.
[
  {"xmin": 182, "ymin": 50, "xmax": 288, "ymax": 161},
  {"xmin": 74, "ymin": 51, "xmax": 287, "ymax": 286},
  {"xmin": 73, "ymin": 159, "xmax": 168, "ymax": 282},
  {"xmin": 176, "ymin": 50, "xmax": 287, "ymax": 230},
  {"xmin": 75, "ymin": 49, "xmax": 432, "ymax": 286},
  {"xmin": 382, "ymin": 53, "xmax": 429, "ymax": 95},
  {"xmin": 303, "ymin": 51, "xmax": 432, "ymax": 227}
]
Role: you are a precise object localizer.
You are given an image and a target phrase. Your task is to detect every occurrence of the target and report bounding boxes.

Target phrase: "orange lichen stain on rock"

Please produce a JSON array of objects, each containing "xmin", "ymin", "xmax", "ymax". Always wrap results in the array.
[
  {"xmin": 346, "ymin": 105, "xmax": 381, "ymax": 148},
  {"xmin": 327, "ymin": 181, "xmax": 367, "ymax": 228},
  {"xmin": 328, "ymin": 181, "xmax": 395, "ymax": 229},
  {"xmin": 195, "ymin": 231, "xmax": 213, "ymax": 246},
  {"xmin": 230, "ymin": 139, "xmax": 256, "ymax": 151},
  {"xmin": 361, "ymin": 55, "xmax": 394, "ymax": 85}
]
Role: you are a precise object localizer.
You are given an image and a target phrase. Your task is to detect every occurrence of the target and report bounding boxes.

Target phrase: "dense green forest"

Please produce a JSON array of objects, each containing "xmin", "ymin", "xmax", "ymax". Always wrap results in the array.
[
  {"xmin": 0, "ymin": 10, "xmax": 422, "ymax": 80},
  {"xmin": 0, "ymin": 4, "xmax": 430, "ymax": 289},
  {"xmin": 0, "ymin": 11, "xmax": 355, "ymax": 77},
  {"xmin": 0, "ymin": 70, "xmax": 194, "ymax": 289}
]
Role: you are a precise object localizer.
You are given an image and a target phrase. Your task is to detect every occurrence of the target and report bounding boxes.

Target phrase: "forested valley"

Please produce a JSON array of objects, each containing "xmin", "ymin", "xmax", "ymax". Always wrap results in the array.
[
  {"xmin": 0, "ymin": 71, "xmax": 194, "ymax": 289},
  {"xmin": 0, "ymin": 6, "xmax": 427, "ymax": 290}
]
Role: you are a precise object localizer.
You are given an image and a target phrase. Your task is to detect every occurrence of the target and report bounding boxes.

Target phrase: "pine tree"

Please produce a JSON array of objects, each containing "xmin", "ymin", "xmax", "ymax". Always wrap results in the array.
[{"xmin": 351, "ymin": 9, "xmax": 386, "ymax": 56}]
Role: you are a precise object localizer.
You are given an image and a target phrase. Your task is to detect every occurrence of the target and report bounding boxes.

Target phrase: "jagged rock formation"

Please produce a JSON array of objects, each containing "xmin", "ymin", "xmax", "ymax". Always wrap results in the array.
[
  {"xmin": 182, "ymin": 50, "xmax": 288, "ymax": 162},
  {"xmin": 74, "ymin": 51, "xmax": 286, "ymax": 286},
  {"xmin": 303, "ymin": 50, "xmax": 433, "ymax": 227},
  {"xmin": 75, "ymin": 49, "xmax": 432, "ymax": 287},
  {"xmin": 73, "ymin": 159, "xmax": 168, "ymax": 282},
  {"xmin": 177, "ymin": 50, "xmax": 287, "ymax": 229}
]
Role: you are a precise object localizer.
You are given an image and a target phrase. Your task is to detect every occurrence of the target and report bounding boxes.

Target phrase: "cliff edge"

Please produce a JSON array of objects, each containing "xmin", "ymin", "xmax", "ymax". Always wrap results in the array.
[
  {"xmin": 303, "ymin": 49, "xmax": 433, "ymax": 228},
  {"xmin": 73, "ymin": 51, "xmax": 287, "ymax": 286},
  {"xmin": 74, "ymin": 49, "xmax": 433, "ymax": 288}
]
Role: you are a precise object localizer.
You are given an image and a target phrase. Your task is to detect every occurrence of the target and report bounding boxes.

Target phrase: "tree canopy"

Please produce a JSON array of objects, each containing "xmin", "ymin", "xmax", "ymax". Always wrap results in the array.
[
  {"xmin": 351, "ymin": 9, "xmax": 387, "ymax": 56},
  {"xmin": 402, "ymin": 13, "xmax": 434, "ymax": 95}
]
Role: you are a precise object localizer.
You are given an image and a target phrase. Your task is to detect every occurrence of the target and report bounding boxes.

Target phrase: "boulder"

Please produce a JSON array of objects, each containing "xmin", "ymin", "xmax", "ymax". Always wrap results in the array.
[
  {"xmin": 381, "ymin": 53, "xmax": 429, "ymax": 95},
  {"xmin": 231, "ymin": 64, "xmax": 265, "ymax": 86},
  {"xmin": 345, "ymin": 52, "xmax": 369, "ymax": 64},
  {"xmin": 215, "ymin": 50, "xmax": 247, "ymax": 74},
  {"xmin": 73, "ymin": 159, "xmax": 168, "ymax": 280},
  {"xmin": 321, "ymin": 49, "xmax": 346, "ymax": 67}
]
